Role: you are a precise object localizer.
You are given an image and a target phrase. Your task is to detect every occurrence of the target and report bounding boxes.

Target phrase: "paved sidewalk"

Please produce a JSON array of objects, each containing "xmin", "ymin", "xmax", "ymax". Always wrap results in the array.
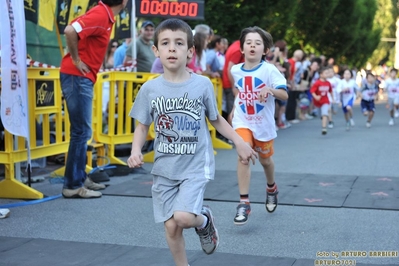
[{"xmin": 0, "ymin": 103, "xmax": 398, "ymax": 265}]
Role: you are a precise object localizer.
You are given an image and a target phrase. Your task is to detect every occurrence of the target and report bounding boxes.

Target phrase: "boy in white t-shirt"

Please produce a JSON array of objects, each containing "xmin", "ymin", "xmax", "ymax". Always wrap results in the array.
[
  {"xmin": 326, "ymin": 66, "xmax": 341, "ymax": 128},
  {"xmin": 384, "ymin": 68, "xmax": 399, "ymax": 125},
  {"xmin": 230, "ymin": 26, "xmax": 288, "ymax": 225}
]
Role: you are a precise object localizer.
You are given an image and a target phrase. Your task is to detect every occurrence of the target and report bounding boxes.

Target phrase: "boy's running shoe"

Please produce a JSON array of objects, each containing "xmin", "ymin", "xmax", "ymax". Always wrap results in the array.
[
  {"xmin": 322, "ymin": 128, "xmax": 327, "ymax": 135},
  {"xmin": 266, "ymin": 186, "xmax": 279, "ymax": 213},
  {"xmin": 195, "ymin": 205, "xmax": 219, "ymax": 255},
  {"xmin": 233, "ymin": 203, "xmax": 251, "ymax": 225},
  {"xmin": 346, "ymin": 121, "xmax": 351, "ymax": 131}
]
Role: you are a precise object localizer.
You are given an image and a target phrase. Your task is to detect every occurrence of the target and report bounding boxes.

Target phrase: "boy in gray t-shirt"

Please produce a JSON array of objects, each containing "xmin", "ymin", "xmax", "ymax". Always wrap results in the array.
[{"xmin": 127, "ymin": 19, "xmax": 257, "ymax": 266}]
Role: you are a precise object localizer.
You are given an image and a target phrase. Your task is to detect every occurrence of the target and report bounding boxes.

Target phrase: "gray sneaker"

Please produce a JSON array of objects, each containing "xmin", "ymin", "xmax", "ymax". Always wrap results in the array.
[
  {"xmin": 62, "ymin": 187, "xmax": 102, "ymax": 198},
  {"xmin": 0, "ymin": 209, "xmax": 10, "ymax": 219},
  {"xmin": 195, "ymin": 205, "xmax": 219, "ymax": 255},
  {"xmin": 234, "ymin": 203, "xmax": 251, "ymax": 225},
  {"xmin": 84, "ymin": 177, "xmax": 106, "ymax": 191},
  {"xmin": 266, "ymin": 187, "xmax": 279, "ymax": 213}
]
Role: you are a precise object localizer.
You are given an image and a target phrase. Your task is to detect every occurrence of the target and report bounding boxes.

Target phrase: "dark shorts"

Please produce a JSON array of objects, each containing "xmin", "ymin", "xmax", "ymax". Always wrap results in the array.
[
  {"xmin": 275, "ymin": 99, "xmax": 287, "ymax": 106},
  {"xmin": 223, "ymin": 88, "xmax": 235, "ymax": 114},
  {"xmin": 361, "ymin": 99, "xmax": 375, "ymax": 112}
]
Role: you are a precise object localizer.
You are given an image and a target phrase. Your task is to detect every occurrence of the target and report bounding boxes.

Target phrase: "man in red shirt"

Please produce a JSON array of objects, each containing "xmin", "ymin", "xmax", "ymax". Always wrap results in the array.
[
  {"xmin": 60, "ymin": 0, "xmax": 128, "ymax": 199},
  {"xmin": 222, "ymin": 40, "xmax": 244, "ymax": 124},
  {"xmin": 310, "ymin": 67, "xmax": 333, "ymax": 135}
]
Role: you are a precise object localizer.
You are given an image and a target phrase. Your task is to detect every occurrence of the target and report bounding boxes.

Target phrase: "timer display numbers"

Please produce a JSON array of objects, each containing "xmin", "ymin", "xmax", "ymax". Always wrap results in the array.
[{"xmin": 135, "ymin": 0, "xmax": 205, "ymax": 20}]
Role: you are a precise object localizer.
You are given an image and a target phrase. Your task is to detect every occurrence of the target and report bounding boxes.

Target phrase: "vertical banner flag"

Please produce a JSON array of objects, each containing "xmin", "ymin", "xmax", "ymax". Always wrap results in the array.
[{"xmin": 0, "ymin": 0, "xmax": 30, "ymax": 140}]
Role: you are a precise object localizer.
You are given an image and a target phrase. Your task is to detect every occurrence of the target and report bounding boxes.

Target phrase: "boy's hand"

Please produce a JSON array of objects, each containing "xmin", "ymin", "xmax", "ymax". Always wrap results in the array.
[
  {"xmin": 313, "ymin": 95, "xmax": 321, "ymax": 101},
  {"xmin": 259, "ymin": 87, "xmax": 274, "ymax": 103},
  {"xmin": 235, "ymin": 140, "xmax": 258, "ymax": 165},
  {"xmin": 127, "ymin": 152, "xmax": 144, "ymax": 168}
]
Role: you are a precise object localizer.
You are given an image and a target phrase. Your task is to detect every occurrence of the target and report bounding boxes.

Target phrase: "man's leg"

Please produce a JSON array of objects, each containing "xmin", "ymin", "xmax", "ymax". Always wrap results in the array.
[{"xmin": 60, "ymin": 74, "xmax": 99, "ymax": 195}]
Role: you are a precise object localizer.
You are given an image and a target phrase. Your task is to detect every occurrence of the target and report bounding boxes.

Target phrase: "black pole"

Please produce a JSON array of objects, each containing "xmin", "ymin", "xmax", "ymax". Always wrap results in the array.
[{"xmin": 27, "ymin": 163, "xmax": 31, "ymax": 187}]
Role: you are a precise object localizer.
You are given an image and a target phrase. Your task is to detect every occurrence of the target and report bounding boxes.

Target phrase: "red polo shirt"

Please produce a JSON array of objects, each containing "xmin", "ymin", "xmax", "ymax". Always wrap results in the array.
[
  {"xmin": 60, "ymin": 1, "xmax": 115, "ymax": 83},
  {"xmin": 222, "ymin": 40, "xmax": 244, "ymax": 89}
]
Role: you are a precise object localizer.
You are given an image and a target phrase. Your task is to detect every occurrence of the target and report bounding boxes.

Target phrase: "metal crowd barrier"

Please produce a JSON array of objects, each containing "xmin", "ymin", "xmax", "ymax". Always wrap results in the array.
[
  {"xmin": 0, "ymin": 69, "xmax": 231, "ymax": 199},
  {"xmin": 0, "ymin": 68, "xmax": 70, "ymax": 199}
]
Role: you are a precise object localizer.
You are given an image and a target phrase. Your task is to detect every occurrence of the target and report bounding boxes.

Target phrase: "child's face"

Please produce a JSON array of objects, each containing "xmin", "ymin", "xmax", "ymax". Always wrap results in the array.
[
  {"xmin": 343, "ymin": 70, "xmax": 351, "ymax": 80},
  {"xmin": 367, "ymin": 75, "xmax": 375, "ymax": 84},
  {"xmin": 390, "ymin": 71, "xmax": 397, "ymax": 79},
  {"xmin": 320, "ymin": 70, "xmax": 328, "ymax": 79},
  {"xmin": 326, "ymin": 68, "xmax": 334, "ymax": 78},
  {"xmin": 152, "ymin": 29, "xmax": 194, "ymax": 71},
  {"xmin": 241, "ymin": 32, "xmax": 265, "ymax": 62}
]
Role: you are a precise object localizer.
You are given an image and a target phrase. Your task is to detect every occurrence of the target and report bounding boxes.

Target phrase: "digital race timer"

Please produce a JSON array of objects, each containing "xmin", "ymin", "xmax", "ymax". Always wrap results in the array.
[{"xmin": 135, "ymin": 0, "xmax": 205, "ymax": 20}]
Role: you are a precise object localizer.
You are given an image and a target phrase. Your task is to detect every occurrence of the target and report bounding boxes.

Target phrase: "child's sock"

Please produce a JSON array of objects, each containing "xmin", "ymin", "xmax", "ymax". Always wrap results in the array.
[
  {"xmin": 267, "ymin": 183, "xmax": 277, "ymax": 192},
  {"xmin": 240, "ymin": 194, "xmax": 250, "ymax": 204},
  {"xmin": 196, "ymin": 214, "xmax": 208, "ymax": 230}
]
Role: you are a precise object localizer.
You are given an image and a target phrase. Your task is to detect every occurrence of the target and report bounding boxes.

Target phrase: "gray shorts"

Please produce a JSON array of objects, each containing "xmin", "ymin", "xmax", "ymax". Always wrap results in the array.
[
  {"xmin": 388, "ymin": 97, "xmax": 399, "ymax": 110},
  {"xmin": 152, "ymin": 175, "xmax": 209, "ymax": 223},
  {"xmin": 318, "ymin": 103, "xmax": 330, "ymax": 117}
]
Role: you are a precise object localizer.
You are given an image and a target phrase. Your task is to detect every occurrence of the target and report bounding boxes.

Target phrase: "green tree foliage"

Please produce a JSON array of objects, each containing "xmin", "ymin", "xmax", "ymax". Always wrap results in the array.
[
  {"xmin": 341, "ymin": 0, "xmax": 380, "ymax": 68},
  {"xmin": 286, "ymin": 0, "xmax": 340, "ymax": 50},
  {"xmin": 187, "ymin": 0, "xmax": 297, "ymax": 43},
  {"xmin": 368, "ymin": 0, "xmax": 399, "ymax": 67}
]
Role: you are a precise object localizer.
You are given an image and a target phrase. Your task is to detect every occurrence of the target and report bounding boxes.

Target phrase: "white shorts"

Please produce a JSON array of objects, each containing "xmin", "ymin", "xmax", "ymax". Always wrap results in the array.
[
  {"xmin": 152, "ymin": 175, "xmax": 209, "ymax": 223},
  {"xmin": 388, "ymin": 97, "xmax": 399, "ymax": 110}
]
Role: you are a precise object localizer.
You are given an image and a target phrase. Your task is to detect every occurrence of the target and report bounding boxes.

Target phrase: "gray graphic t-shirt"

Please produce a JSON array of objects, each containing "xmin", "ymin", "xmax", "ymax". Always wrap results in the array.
[{"xmin": 129, "ymin": 73, "xmax": 219, "ymax": 180}]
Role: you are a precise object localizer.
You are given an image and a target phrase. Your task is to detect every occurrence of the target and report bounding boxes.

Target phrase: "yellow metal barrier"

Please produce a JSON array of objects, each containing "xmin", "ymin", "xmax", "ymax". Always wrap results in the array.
[
  {"xmin": 0, "ymin": 70, "xmax": 232, "ymax": 199},
  {"xmin": 0, "ymin": 68, "xmax": 70, "ymax": 199},
  {"xmin": 208, "ymin": 77, "xmax": 233, "ymax": 151},
  {"xmin": 93, "ymin": 72, "xmax": 231, "ymax": 164},
  {"xmin": 93, "ymin": 72, "xmax": 160, "ymax": 164}
]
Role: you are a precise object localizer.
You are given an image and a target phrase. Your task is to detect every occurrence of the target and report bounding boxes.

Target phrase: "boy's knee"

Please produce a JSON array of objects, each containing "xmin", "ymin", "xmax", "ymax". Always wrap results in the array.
[
  {"xmin": 260, "ymin": 156, "xmax": 273, "ymax": 168},
  {"xmin": 173, "ymin": 212, "xmax": 195, "ymax": 229}
]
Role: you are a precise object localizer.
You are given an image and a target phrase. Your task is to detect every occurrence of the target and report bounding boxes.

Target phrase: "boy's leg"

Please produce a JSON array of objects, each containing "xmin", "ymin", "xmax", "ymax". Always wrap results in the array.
[
  {"xmin": 255, "ymin": 139, "xmax": 278, "ymax": 213},
  {"xmin": 388, "ymin": 98, "xmax": 395, "ymax": 125},
  {"xmin": 368, "ymin": 102, "xmax": 375, "ymax": 124},
  {"xmin": 321, "ymin": 104, "xmax": 329, "ymax": 134},
  {"xmin": 164, "ymin": 218, "xmax": 189, "ymax": 266},
  {"xmin": 171, "ymin": 177, "xmax": 218, "ymax": 255},
  {"xmin": 235, "ymin": 156, "xmax": 252, "ymax": 225},
  {"xmin": 234, "ymin": 128, "xmax": 253, "ymax": 225}
]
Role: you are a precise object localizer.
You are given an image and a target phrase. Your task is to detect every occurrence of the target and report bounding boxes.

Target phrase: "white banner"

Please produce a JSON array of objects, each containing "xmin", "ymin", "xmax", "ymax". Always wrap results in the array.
[{"xmin": 0, "ymin": 0, "xmax": 29, "ymax": 139}]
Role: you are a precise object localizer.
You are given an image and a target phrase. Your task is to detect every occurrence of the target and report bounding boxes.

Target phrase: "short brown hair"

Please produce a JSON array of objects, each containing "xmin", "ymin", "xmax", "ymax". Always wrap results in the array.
[
  {"xmin": 239, "ymin": 26, "xmax": 273, "ymax": 60},
  {"xmin": 153, "ymin": 19, "xmax": 194, "ymax": 49}
]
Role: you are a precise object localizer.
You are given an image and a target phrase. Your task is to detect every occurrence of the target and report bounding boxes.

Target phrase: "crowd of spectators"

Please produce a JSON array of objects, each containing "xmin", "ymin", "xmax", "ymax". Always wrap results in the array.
[{"xmin": 97, "ymin": 21, "xmax": 395, "ymax": 134}]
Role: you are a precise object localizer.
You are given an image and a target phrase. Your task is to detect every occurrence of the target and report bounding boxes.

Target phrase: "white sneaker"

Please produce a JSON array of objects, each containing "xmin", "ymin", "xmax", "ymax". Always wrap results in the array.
[
  {"xmin": 395, "ymin": 110, "xmax": 399, "ymax": 118},
  {"xmin": 350, "ymin": 119, "xmax": 355, "ymax": 126},
  {"xmin": 366, "ymin": 122, "xmax": 371, "ymax": 128},
  {"xmin": 389, "ymin": 118, "xmax": 394, "ymax": 126},
  {"xmin": 305, "ymin": 114, "xmax": 314, "ymax": 120},
  {"xmin": 0, "ymin": 209, "xmax": 10, "ymax": 219}
]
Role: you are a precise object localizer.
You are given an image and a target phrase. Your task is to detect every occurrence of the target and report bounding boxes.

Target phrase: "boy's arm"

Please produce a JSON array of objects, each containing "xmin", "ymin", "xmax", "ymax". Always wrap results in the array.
[
  {"xmin": 310, "ymin": 83, "xmax": 321, "ymax": 100},
  {"xmin": 127, "ymin": 122, "xmax": 150, "ymax": 168},
  {"xmin": 271, "ymin": 87, "xmax": 288, "ymax": 101},
  {"xmin": 209, "ymin": 115, "xmax": 257, "ymax": 165}
]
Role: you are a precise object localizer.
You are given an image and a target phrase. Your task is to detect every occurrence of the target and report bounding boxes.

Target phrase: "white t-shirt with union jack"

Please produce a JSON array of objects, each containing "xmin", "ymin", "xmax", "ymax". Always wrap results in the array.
[{"xmin": 231, "ymin": 61, "xmax": 287, "ymax": 141}]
